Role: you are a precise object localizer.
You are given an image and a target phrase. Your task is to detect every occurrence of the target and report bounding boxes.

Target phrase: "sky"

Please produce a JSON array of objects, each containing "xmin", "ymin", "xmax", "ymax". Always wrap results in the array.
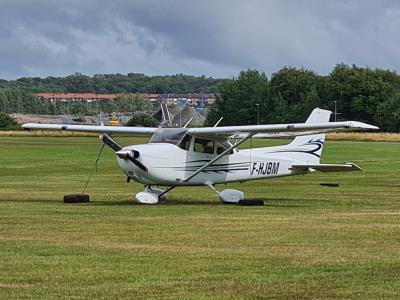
[{"xmin": 1, "ymin": 0, "xmax": 400, "ymax": 80}]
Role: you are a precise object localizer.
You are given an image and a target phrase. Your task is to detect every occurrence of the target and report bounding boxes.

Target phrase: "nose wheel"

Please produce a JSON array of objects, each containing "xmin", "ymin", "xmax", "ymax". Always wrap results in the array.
[{"xmin": 135, "ymin": 186, "xmax": 168, "ymax": 204}]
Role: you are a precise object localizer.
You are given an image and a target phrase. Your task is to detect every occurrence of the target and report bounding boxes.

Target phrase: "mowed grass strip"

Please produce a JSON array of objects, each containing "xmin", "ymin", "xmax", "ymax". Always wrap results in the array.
[{"xmin": 0, "ymin": 136, "xmax": 399, "ymax": 299}]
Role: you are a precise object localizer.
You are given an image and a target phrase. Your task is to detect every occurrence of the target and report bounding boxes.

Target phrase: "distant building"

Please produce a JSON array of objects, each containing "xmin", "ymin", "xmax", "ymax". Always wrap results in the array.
[
  {"xmin": 36, "ymin": 92, "xmax": 217, "ymax": 105},
  {"xmin": 147, "ymin": 93, "xmax": 217, "ymax": 105},
  {"xmin": 36, "ymin": 93, "xmax": 119, "ymax": 102}
]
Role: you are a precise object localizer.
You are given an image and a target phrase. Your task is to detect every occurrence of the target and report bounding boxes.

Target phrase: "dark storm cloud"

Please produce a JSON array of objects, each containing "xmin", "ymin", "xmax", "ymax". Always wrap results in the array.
[{"xmin": 1, "ymin": 0, "xmax": 400, "ymax": 79}]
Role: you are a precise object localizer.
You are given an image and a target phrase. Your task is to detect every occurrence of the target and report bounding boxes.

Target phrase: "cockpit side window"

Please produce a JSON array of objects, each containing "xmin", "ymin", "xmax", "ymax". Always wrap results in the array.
[
  {"xmin": 194, "ymin": 138, "xmax": 214, "ymax": 154},
  {"xmin": 178, "ymin": 134, "xmax": 191, "ymax": 151}
]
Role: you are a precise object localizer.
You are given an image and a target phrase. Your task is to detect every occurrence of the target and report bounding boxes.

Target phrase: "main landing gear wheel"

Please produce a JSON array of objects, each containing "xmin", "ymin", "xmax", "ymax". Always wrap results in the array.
[
  {"xmin": 205, "ymin": 182, "xmax": 245, "ymax": 204},
  {"xmin": 219, "ymin": 189, "xmax": 245, "ymax": 204}
]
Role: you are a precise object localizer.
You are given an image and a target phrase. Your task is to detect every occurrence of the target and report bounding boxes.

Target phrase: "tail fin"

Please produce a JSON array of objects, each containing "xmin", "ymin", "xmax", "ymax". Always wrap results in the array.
[{"xmin": 288, "ymin": 108, "xmax": 332, "ymax": 163}]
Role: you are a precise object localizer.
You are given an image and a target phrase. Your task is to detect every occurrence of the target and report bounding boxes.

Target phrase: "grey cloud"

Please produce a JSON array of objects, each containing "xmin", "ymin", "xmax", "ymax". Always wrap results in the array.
[{"xmin": 1, "ymin": 0, "xmax": 400, "ymax": 79}]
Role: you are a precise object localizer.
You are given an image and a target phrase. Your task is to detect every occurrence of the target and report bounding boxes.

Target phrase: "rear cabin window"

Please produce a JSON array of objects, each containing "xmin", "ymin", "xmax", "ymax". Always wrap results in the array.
[{"xmin": 215, "ymin": 141, "xmax": 234, "ymax": 155}]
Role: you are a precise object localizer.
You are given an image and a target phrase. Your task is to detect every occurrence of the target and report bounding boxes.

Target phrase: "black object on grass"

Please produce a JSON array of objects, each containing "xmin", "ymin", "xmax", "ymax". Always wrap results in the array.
[
  {"xmin": 320, "ymin": 182, "xmax": 340, "ymax": 187},
  {"xmin": 238, "ymin": 199, "xmax": 264, "ymax": 206},
  {"xmin": 64, "ymin": 194, "xmax": 90, "ymax": 203}
]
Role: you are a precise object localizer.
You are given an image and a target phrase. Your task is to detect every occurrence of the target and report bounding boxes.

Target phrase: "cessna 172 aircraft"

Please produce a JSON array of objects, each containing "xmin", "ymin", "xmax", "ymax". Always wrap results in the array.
[{"xmin": 22, "ymin": 108, "xmax": 378, "ymax": 204}]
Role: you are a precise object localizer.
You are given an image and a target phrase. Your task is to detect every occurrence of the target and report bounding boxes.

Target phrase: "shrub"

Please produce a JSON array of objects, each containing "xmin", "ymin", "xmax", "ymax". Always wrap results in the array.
[
  {"xmin": 125, "ymin": 113, "xmax": 158, "ymax": 127},
  {"xmin": 0, "ymin": 113, "xmax": 19, "ymax": 130}
]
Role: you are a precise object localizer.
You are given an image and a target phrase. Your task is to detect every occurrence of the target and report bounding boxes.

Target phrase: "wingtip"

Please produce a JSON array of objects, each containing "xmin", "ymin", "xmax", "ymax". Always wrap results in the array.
[
  {"xmin": 349, "ymin": 121, "xmax": 379, "ymax": 131},
  {"xmin": 21, "ymin": 123, "xmax": 40, "ymax": 130},
  {"xmin": 363, "ymin": 124, "xmax": 379, "ymax": 130}
]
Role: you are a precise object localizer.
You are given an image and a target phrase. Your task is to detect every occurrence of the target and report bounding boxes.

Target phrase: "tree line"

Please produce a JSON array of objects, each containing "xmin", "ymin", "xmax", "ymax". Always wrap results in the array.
[
  {"xmin": 1, "ymin": 65, "xmax": 400, "ymax": 131},
  {"xmin": 206, "ymin": 64, "xmax": 400, "ymax": 132},
  {"xmin": 0, "ymin": 90, "xmax": 154, "ymax": 116},
  {"xmin": 0, "ymin": 73, "xmax": 224, "ymax": 94},
  {"xmin": 0, "ymin": 73, "xmax": 224, "ymax": 117}
]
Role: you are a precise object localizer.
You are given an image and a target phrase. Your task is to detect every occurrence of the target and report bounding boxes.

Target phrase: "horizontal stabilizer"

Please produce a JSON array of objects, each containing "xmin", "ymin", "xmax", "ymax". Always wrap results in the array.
[{"xmin": 292, "ymin": 163, "xmax": 363, "ymax": 172}]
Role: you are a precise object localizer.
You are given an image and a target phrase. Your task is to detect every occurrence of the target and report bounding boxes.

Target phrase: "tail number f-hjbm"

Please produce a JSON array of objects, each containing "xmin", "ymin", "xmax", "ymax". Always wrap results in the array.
[{"xmin": 251, "ymin": 162, "xmax": 280, "ymax": 176}]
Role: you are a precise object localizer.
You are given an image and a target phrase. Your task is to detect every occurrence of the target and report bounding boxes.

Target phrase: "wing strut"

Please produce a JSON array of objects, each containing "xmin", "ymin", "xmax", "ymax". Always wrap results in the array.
[{"xmin": 180, "ymin": 133, "xmax": 255, "ymax": 183}]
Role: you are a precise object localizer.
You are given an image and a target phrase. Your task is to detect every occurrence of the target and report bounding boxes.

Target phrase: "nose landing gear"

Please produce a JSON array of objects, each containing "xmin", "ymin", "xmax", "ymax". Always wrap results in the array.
[{"xmin": 135, "ymin": 186, "xmax": 168, "ymax": 204}]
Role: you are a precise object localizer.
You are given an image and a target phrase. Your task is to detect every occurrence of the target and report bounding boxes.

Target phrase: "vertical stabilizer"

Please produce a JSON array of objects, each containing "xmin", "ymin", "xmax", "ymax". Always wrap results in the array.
[{"xmin": 288, "ymin": 108, "xmax": 332, "ymax": 163}]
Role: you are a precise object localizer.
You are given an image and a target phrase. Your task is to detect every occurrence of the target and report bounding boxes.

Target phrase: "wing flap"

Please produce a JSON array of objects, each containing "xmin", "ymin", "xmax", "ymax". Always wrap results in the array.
[{"xmin": 292, "ymin": 163, "xmax": 363, "ymax": 172}]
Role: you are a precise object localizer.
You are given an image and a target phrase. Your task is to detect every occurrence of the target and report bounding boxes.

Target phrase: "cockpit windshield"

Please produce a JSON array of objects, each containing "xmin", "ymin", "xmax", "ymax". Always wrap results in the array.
[{"xmin": 149, "ymin": 128, "xmax": 189, "ymax": 145}]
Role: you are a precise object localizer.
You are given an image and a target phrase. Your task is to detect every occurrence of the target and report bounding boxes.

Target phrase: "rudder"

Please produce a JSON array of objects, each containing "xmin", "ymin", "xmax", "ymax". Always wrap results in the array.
[{"xmin": 288, "ymin": 108, "xmax": 332, "ymax": 163}]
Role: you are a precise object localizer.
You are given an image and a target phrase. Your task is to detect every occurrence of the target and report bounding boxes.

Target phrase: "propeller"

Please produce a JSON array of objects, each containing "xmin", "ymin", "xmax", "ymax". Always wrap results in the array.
[
  {"xmin": 100, "ymin": 134, "xmax": 148, "ymax": 172},
  {"xmin": 100, "ymin": 134, "xmax": 122, "ymax": 151}
]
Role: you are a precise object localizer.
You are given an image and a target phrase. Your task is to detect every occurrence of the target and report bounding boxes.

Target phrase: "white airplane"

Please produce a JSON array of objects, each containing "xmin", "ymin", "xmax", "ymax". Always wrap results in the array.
[{"xmin": 22, "ymin": 108, "xmax": 378, "ymax": 204}]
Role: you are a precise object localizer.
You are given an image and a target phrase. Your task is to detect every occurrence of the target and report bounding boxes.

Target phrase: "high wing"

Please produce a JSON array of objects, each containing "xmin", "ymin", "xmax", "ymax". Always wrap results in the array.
[
  {"xmin": 22, "ymin": 107, "xmax": 378, "ymax": 138},
  {"xmin": 21, "ymin": 123, "xmax": 157, "ymax": 135},
  {"xmin": 22, "ymin": 120, "xmax": 377, "ymax": 138},
  {"xmin": 187, "ymin": 121, "xmax": 378, "ymax": 139}
]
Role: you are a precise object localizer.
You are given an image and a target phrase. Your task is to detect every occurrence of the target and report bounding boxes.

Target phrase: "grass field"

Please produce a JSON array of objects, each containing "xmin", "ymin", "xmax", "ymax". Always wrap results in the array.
[{"xmin": 0, "ymin": 136, "xmax": 400, "ymax": 299}]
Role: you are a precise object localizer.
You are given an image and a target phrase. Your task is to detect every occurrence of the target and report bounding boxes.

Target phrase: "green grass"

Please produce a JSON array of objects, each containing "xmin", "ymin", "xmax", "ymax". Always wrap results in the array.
[{"xmin": 0, "ymin": 136, "xmax": 400, "ymax": 299}]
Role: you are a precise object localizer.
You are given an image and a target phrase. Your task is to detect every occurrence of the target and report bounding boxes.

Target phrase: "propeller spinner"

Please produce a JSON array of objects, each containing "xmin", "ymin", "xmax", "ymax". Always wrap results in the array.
[{"xmin": 100, "ymin": 134, "xmax": 148, "ymax": 172}]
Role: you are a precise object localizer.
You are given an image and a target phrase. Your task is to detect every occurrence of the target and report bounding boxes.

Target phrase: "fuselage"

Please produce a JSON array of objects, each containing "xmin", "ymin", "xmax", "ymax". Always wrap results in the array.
[{"xmin": 116, "ymin": 142, "xmax": 308, "ymax": 186}]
